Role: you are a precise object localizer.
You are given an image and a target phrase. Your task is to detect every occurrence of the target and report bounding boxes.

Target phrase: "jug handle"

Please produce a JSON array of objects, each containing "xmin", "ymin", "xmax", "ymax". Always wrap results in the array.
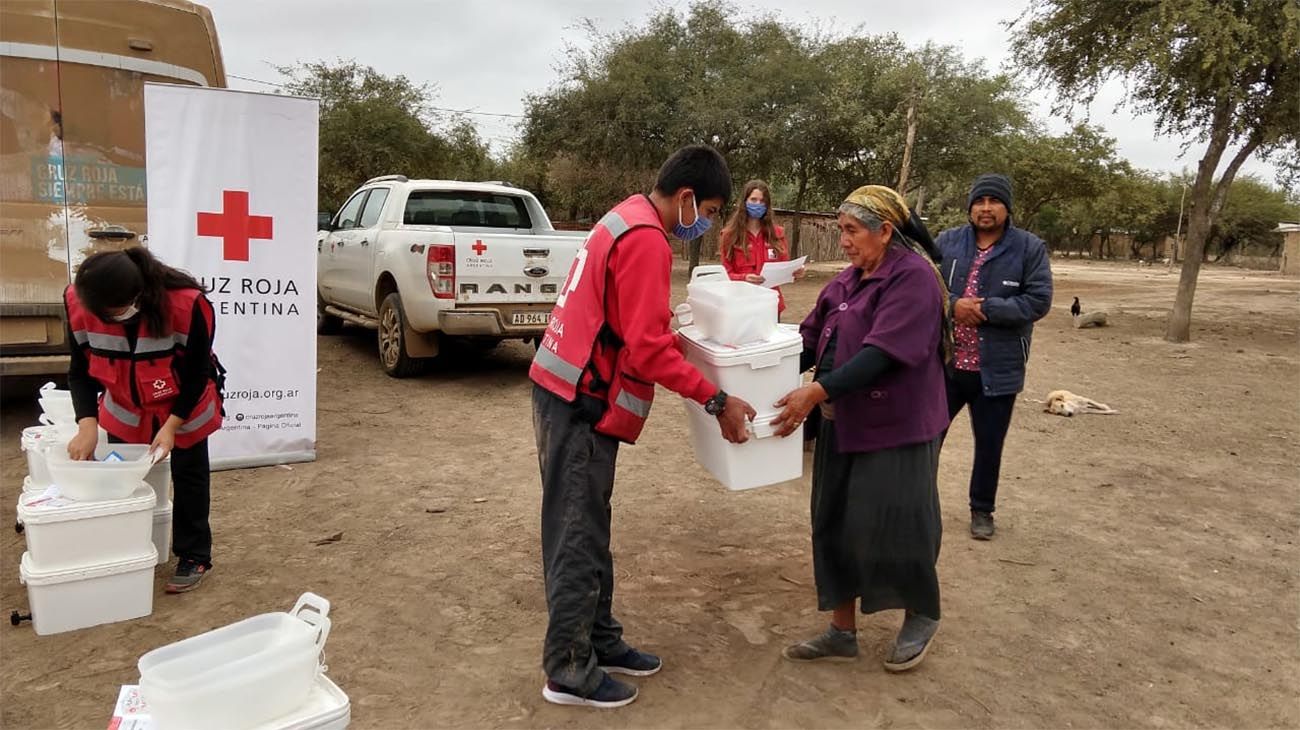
[{"xmin": 690, "ymin": 264, "xmax": 727, "ymax": 282}]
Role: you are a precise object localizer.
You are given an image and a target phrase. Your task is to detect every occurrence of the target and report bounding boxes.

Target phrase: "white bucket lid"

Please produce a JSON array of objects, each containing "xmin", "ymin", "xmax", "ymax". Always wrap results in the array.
[
  {"xmin": 21, "ymin": 425, "xmax": 56, "ymax": 448},
  {"xmin": 251, "ymin": 674, "xmax": 350, "ymax": 730},
  {"xmin": 679, "ymin": 324, "xmax": 803, "ymax": 366},
  {"xmin": 20, "ymin": 546, "xmax": 158, "ymax": 585},
  {"xmin": 17, "ymin": 483, "xmax": 156, "ymax": 524}
]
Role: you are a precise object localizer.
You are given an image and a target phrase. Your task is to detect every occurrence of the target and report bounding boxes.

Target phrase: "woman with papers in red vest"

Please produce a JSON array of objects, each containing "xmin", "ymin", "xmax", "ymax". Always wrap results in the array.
[{"xmin": 718, "ymin": 178, "xmax": 805, "ymax": 315}]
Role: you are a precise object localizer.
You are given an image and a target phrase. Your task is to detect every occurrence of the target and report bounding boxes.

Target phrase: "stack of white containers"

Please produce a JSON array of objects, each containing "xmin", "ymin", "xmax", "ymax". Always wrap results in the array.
[
  {"xmin": 677, "ymin": 266, "xmax": 805, "ymax": 490},
  {"xmin": 15, "ymin": 383, "xmax": 172, "ymax": 635},
  {"xmin": 130, "ymin": 593, "xmax": 350, "ymax": 730}
]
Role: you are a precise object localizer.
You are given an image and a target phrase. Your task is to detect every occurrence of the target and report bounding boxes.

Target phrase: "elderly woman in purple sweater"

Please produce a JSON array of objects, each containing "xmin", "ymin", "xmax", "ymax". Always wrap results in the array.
[{"xmin": 771, "ymin": 185, "xmax": 952, "ymax": 672}]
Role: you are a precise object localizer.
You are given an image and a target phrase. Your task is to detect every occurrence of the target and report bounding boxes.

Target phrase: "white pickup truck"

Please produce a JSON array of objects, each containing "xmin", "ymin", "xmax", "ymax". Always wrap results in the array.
[{"xmin": 317, "ymin": 176, "xmax": 584, "ymax": 376}]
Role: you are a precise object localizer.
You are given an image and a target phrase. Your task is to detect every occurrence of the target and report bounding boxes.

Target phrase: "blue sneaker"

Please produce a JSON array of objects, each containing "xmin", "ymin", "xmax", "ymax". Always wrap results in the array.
[
  {"xmin": 599, "ymin": 648, "xmax": 662, "ymax": 676},
  {"xmin": 542, "ymin": 674, "xmax": 638, "ymax": 708}
]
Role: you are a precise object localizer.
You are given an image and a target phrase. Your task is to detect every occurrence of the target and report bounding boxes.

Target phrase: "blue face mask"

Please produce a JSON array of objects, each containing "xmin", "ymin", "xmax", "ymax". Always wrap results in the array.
[
  {"xmin": 672, "ymin": 192, "xmax": 711, "ymax": 241},
  {"xmin": 745, "ymin": 202, "xmax": 767, "ymax": 219}
]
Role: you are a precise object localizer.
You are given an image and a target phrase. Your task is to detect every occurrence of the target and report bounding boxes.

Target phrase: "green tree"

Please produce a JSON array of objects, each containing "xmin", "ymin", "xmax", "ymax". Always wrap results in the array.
[
  {"xmin": 1207, "ymin": 177, "xmax": 1300, "ymax": 261},
  {"xmin": 1012, "ymin": 0, "xmax": 1300, "ymax": 342},
  {"xmin": 520, "ymin": 1, "xmax": 1027, "ymax": 266},
  {"xmin": 279, "ymin": 61, "xmax": 495, "ymax": 211}
]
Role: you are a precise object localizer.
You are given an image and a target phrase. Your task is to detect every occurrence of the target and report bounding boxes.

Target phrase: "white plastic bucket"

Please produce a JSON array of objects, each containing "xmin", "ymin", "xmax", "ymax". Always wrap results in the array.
[
  {"xmin": 38, "ymin": 396, "xmax": 77, "ymax": 424},
  {"xmin": 21, "ymin": 427, "xmax": 57, "ymax": 489},
  {"xmin": 44, "ymin": 443, "xmax": 155, "ymax": 502},
  {"xmin": 39, "ymin": 381, "xmax": 73, "ymax": 401},
  {"xmin": 153, "ymin": 501, "xmax": 173, "ymax": 566},
  {"xmin": 139, "ymin": 593, "xmax": 332, "ymax": 730},
  {"xmin": 101, "ymin": 442, "xmax": 172, "ymax": 505},
  {"xmin": 36, "ymin": 413, "xmax": 79, "ymax": 439},
  {"xmin": 684, "ymin": 265, "xmax": 778, "ymax": 347},
  {"xmin": 255, "ymin": 674, "xmax": 351, "ymax": 730},
  {"xmin": 17, "ymin": 484, "xmax": 155, "ymax": 572},
  {"xmin": 679, "ymin": 324, "xmax": 805, "ymax": 490},
  {"xmin": 19, "ymin": 547, "xmax": 157, "ymax": 635},
  {"xmin": 111, "ymin": 676, "xmax": 350, "ymax": 730}
]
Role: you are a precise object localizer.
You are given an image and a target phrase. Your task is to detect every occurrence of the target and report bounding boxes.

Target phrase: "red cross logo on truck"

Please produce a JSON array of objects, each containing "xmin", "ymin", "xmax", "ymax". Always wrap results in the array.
[
  {"xmin": 472, "ymin": 240, "xmax": 487, "ymax": 256},
  {"xmin": 197, "ymin": 190, "xmax": 273, "ymax": 262}
]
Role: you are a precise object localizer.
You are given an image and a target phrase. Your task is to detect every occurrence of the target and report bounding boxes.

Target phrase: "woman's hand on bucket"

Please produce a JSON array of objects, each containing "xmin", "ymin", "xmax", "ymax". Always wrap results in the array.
[
  {"xmin": 149, "ymin": 416, "xmax": 184, "ymax": 462},
  {"xmin": 66, "ymin": 418, "xmax": 98, "ymax": 461},
  {"xmin": 772, "ymin": 383, "xmax": 828, "ymax": 438}
]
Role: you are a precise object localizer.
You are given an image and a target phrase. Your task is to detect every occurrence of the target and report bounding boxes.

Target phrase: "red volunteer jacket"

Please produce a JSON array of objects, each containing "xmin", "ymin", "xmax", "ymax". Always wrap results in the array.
[
  {"xmin": 531, "ymin": 194, "xmax": 717, "ymax": 443},
  {"xmin": 722, "ymin": 225, "xmax": 789, "ymax": 312},
  {"xmin": 65, "ymin": 286, "xmax": 222, "ymax": 448}
]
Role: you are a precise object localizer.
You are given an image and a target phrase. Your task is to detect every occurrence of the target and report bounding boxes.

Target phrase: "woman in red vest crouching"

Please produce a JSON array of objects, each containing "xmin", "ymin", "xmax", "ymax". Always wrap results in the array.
[{"xmin": 64, "ymin": 247, "xmax": 224, "ymax": 594}]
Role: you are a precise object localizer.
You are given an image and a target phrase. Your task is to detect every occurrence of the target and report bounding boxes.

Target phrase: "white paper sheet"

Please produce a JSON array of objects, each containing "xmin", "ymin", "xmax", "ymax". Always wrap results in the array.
[{"xmin": 758, "ymin": 256, "xmax": 807, "ymax": 288}]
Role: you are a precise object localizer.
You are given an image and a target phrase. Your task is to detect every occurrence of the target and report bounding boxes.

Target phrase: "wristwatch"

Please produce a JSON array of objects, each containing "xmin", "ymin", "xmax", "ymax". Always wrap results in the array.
[{"xmin": 704, "ymin": 390, "xmax": 728, "ymax": 416}]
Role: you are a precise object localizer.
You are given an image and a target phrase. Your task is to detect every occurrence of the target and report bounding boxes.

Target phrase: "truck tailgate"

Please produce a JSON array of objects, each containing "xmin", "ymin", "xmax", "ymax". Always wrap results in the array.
[{"xmin": 455, "ymin": 232, "xmax": 583, "ymax": 308}]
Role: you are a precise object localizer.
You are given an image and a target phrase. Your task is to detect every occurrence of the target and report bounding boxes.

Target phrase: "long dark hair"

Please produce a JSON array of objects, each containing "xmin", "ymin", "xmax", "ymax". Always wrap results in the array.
[
  {"xmin": 74, "ymin": 248, "xmax": 205, "ymax": 336},
  {"xmin": 720, "ymin": 179, "xmax": 783, "ymax": 260}
]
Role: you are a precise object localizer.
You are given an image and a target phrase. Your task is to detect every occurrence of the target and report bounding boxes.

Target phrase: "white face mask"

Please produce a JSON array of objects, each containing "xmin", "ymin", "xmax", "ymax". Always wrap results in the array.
[{"xmin": 110, "ymin": 303, "xmax": 139, "ymax": 322}]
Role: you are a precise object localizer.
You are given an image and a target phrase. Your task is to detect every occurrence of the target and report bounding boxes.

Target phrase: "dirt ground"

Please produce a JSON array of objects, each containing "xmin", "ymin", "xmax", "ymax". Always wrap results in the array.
[{"xmin": 2, "ymin": 259, "xmax": 1298, "ymax": 729}]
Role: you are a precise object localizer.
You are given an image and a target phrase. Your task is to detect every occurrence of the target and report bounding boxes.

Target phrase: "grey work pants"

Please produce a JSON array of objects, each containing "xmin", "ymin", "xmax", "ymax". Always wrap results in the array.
[{"xmin": 533, "ymin": 384, "xmax": 630, "ymax": 694}]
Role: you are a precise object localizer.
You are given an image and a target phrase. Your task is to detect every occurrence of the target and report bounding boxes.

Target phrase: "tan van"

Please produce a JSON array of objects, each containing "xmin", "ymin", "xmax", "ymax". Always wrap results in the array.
[{"xmin": 0, "ymin": 0, "xmax": 225, "ymax": 376}]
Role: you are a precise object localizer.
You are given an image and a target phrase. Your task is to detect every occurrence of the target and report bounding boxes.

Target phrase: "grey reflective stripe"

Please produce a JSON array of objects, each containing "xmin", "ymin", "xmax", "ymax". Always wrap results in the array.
[
  {"xmin": 533, "ymin": 346, "xmax": 583, "ymax": 385},
  {"xmin": 103, "ymin": 391, "xmax": 141, "ymax": 427},
  {"xmin": 72, "ymin": 329, "xmax": 89, "ymax": 346},
  {"xmin": 135, "ymin": 336, "xmax": 176, "ymax": 354},
  {"xmin": 600, "ymin": 211, "xmax": 631, "ymax": 239},
  {"xmin": 87, "ymin": 332, "xmax": 130, "ymax": 352},
  {"xmin": 174, "ymin": 332, "xmax": 189, "ymax": 348},
  {"xmin": 615, "ymin": 390, "xmax": 652, "ymax": 418},
  {"xmin": 178, "ymin": 400, "xmax": 217, "ymax": 434}
]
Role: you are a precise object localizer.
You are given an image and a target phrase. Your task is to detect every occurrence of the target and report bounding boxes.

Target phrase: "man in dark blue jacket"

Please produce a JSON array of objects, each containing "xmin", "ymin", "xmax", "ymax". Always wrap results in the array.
[{"xmin": 938, "ymin": 174, "xmax": 1053, "ymax": 540}]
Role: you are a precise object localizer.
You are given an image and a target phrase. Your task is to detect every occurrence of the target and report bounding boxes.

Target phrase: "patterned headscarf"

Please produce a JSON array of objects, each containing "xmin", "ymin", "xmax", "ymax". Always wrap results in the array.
[{"xmin": 842, "ymin": 185, "xmax": 954, "ymax": 364}]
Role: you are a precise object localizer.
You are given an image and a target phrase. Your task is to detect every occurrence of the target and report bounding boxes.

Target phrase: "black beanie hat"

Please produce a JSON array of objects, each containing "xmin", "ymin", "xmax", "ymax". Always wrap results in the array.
[{"xmin": 968, "ymin": 173, "xmax": 1013, "ymax": 214}]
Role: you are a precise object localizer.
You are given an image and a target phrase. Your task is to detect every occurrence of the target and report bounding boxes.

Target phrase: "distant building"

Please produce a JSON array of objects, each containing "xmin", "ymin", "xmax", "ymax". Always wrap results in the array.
[{"xmin": 1278, "ymin": 223, "xmax": 1300, "ymax": 276}]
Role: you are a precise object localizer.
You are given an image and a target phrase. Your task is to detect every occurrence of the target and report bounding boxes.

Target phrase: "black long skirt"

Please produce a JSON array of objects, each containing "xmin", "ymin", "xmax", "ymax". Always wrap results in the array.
[{"xmin": 810, "ymin": 420, "xmax": 942, "ymax": 620}]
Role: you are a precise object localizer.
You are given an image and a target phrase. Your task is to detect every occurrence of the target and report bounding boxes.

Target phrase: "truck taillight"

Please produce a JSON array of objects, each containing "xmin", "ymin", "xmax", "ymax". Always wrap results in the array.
[{"xmin": 427, "ymin": 244, "xmax": 455, "ymax": 299}]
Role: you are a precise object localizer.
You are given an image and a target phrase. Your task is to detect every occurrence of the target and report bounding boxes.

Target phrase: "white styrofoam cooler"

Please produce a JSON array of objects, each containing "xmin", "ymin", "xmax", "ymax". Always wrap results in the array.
[
  {"xmin": 19, "ymin": 547, "xmax": 157, "ymax": 635},
  {"xmin": 684, "ymin": 265, "xmax": 778, "ymax": 346},
  {"xmin": 679, "ymin": 324, "xmax": 805, "ymax": 490},
  {"xmin": 139, "ymin": 593, "xmax": 332, "ymax": 730},
  {"xmin": 16, "ymin": 484, "xmax": 155, "ymax": 571},
  {"xmin": 153, "ymin": 501, "xmax": 173, "ymax": 565}
]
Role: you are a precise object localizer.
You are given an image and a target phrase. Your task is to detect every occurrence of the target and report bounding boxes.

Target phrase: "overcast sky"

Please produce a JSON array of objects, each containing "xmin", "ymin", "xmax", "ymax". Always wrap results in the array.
[{"xmin": 203, "ymin": 0, "xmax": 1278, "ymax": 182}]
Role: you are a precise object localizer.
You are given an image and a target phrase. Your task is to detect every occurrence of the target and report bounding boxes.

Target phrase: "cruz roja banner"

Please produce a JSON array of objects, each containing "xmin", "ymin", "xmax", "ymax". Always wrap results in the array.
[{"xmin": 143, "ymin": 83, "xmax": 319, "ymax": 469}]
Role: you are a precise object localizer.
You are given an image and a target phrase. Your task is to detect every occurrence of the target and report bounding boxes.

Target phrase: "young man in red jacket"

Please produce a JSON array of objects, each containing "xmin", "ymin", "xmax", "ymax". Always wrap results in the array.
[{"xmin": 530, "ymin": 145, "xmax": 756, "ymax": 708}]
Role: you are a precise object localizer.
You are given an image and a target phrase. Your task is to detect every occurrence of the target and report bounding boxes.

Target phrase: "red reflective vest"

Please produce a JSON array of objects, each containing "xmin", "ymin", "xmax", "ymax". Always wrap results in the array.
[
  {"xmin": 65, "ymin": 286, "xmax": 223, "ymax": 448},
  {"xmin": 530, "ymin": 196, "xmax": 669, "ymax": 443}
]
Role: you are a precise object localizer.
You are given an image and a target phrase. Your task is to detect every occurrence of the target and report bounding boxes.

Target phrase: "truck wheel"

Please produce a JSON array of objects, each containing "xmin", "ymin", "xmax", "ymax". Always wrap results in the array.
[
  {"xmin": 378, "ymin": 292, "xmax": 427, "ymax": 378},
  {"xmin": 317, "ymin": 295, "xmax": 343, "ymax": 335}
]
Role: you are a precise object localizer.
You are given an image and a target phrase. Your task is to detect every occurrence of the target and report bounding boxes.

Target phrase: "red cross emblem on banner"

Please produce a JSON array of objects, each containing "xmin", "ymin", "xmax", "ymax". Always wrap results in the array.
[
  {"xmin": 197, "ymin": 190, "xmax": 273, "ymax": 262},
  {"xmin": 472, "ymin": 240, "xmax": 487, "ymax": 256}
]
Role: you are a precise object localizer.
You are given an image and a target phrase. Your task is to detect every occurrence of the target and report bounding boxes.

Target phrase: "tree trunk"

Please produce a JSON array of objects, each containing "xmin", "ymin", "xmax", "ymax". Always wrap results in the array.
[
  {"xmin": 897, "ymin": 94, "xmax": 918, "ymax": 192},
  {"xmin": 913, "ymin": 185, "xmax": 927, "ymax": 215},
  {"xmin": 790, "ymin": 163, "xmax": 809, "ymax": 259},
  {"xmin": 1166, "ymin": 107, "xmax": 1258, "ymax": 342}
]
